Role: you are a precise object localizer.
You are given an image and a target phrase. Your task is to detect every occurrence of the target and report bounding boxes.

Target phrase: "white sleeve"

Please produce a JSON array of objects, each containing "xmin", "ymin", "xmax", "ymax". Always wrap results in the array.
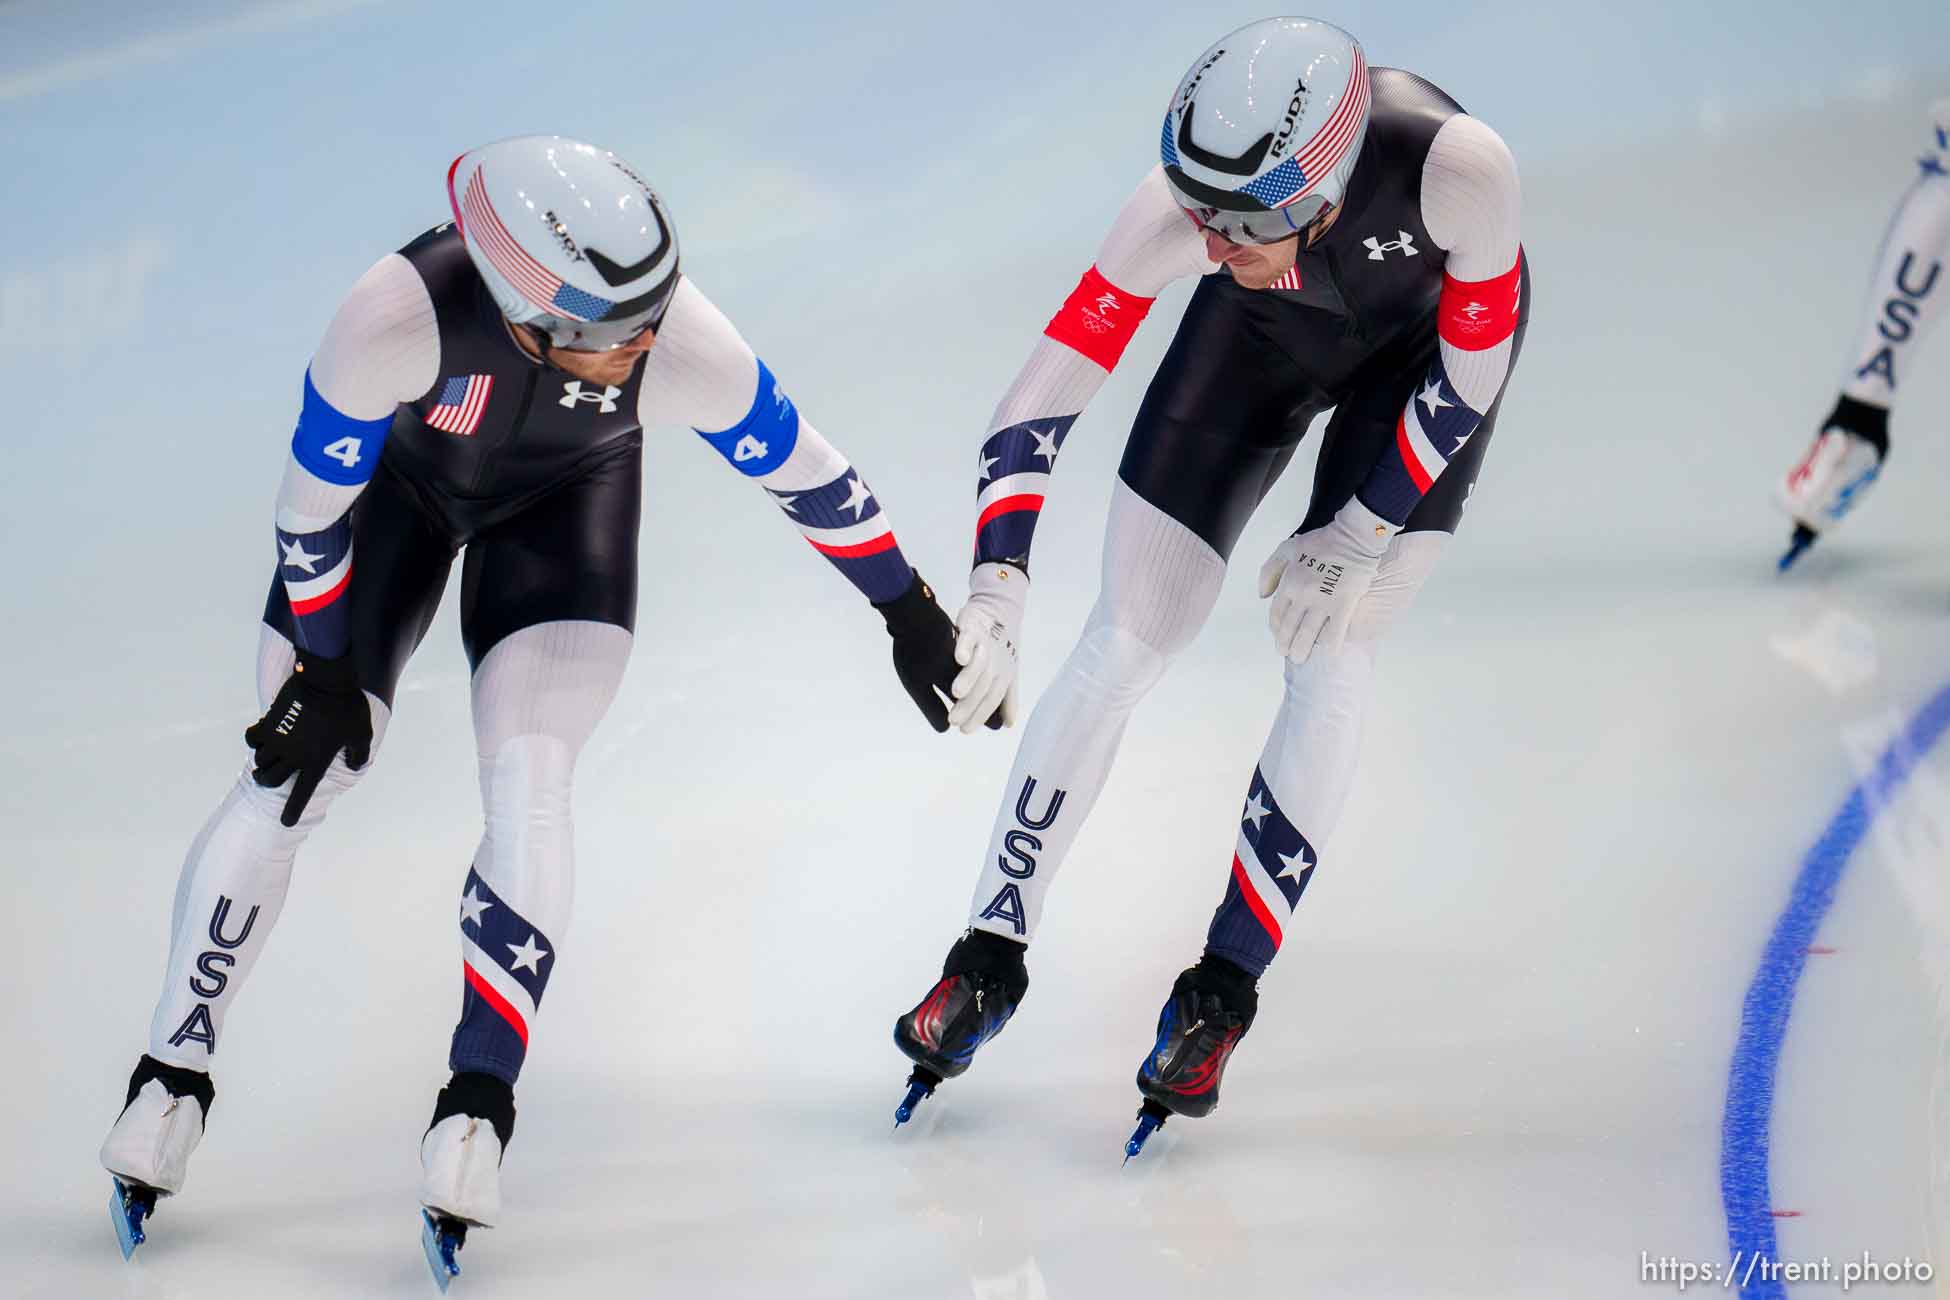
[
  {"xmin": 276, "ymin": 253, "xmax": 438, "ymax": 532},
  {"xmin": 985, "ymin": 166, "xmax": 1214, "ymax": 431},
  {"xmin": 632, "ymin": 276, "xmax": 870, "ymax": 493},
  {"xmin": 632, "ymin": 275, "xmax": 760, "ymax": 435},
  {"xmin": 1095, "ymin": 164, "xmax": 1219, "ymax": 296},
  {"xmin": 1419, "ymin": 114, "xmax": 1523, "ymax": 411}
]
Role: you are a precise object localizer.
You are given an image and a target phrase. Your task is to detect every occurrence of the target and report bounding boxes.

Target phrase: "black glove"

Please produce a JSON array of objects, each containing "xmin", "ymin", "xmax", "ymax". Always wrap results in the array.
[
  {"xmin": 874, "ymin": 570, "xmax": 968, "ymax": 733},
  {"xmin": 243, "ymin": 649, "xmax": 372, "ymax": 827}
]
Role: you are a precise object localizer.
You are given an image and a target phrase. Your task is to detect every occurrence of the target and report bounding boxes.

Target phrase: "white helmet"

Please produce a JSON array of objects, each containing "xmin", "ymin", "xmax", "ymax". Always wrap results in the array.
[
  {"xmin": 447, "ymin": 135, "xmax": 680, "ymax": 351},
  {"xmin": 1160, "ymin": 17, "xmax": 1371, "ymax": 244}
]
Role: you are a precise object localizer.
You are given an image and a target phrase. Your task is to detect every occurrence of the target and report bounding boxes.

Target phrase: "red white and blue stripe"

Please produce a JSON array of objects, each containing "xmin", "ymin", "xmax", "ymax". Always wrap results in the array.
[
  {"xmin": 1358, "ymin": 356, "xmax": 1484, "ymax": 523},
  {"xmin": 450, "ymin": 867, "xmax": 554, "ymax": 1085},
  {"xmin": 276, "ymin": 516, "xmax": 354, "ymax": 657},
  {"xmin": 1205, "ymin": 767, "xmax": 1319, "ymax": 977},
  {"xmin": 453, "ymin": 166, "xmax": 618, "ymax": 323},
  {"xmin": 769, "ymin": 469, "xmax": 910, "ymax": 604},
  {"xmin": 974, "ymin": 415, "xmax": 1077, "ymax": 569},
  {"xmin": 424, "ymin": 373, "xmax": 495, "ymax": 436},
  {"xmin": 1358, "ymin": 256, "xmax": 1524, "ymax": 524}
]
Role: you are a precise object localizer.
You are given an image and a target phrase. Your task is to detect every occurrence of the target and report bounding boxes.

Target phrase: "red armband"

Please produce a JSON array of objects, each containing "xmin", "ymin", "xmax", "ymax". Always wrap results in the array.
[
  {"xmin": 1043, "ymin": 266, "xmax": 1155, "ymax": 371},
  {"xmin": 1437, "ymin": 252, "xmax": 1523, "ymax": 351}
]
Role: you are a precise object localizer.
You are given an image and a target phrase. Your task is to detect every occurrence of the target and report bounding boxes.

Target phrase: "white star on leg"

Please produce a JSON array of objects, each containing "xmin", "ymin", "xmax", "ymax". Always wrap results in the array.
[
  {"xmin": 977, "ymin": 451, "xmax": 999, "ymax": 482},
  {"xmin": 1275, "ymin": 847, "xmax": 1314, "ymax": 883},
  {"xmin": 507, "ymin": 933, "xmax": 549, "ymax": 975},
  {"xmin": 458, "ymin": 886, "xmax": 493, "ymax": 929},
  {"xmin": 1452, "ymin": 430, "xmax": 1473, "ymax": 453},
  {"xmin": 775, "ymin": 495, "xmax": 799, "ymax": 515},
  {"xmin": 1029, "ymin": 427, "xmax": 1060, "ymax": 464},
  {"xmin": 280, "ymin": 538, "xmax": 322, "ymax": 574},
  {"xmin": 838, "ymin": 475, "xmax": 874, "ymax": 520},
  {"xmin": 1418, "ymin": 379, "xmax": 1453, "ymax": 418},
  {"xmin": 1242, "ymin": 791, "xmax": 1272, "ymax": 831}
]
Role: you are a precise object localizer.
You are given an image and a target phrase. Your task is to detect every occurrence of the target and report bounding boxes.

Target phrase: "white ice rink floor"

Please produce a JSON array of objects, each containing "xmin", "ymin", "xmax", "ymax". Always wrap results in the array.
[{"xmin": 8, "ymin": 83, "xmax": 1950, "ymax": 1300}]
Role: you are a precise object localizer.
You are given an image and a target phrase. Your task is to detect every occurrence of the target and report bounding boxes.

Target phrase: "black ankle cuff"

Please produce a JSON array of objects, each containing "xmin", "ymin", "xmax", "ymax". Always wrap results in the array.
[
  {"xmin": 1185, "ymin": 953, "xmax": 1260, "ymax": 1029},
  {"xmin": 130, "ymin": 1055, "xmax": 215, "ymax": 1121},
  {"xmin": 429, "ymin": 1071, "xmax": 517, "ymax": 1149},
  {"xmin": 945, "ymin": 929, "xmax": 1030, "ymax": 1002},
  {"xmin": 1824, "ymin": 395, "xmax": 1890, "ymax": 457}
]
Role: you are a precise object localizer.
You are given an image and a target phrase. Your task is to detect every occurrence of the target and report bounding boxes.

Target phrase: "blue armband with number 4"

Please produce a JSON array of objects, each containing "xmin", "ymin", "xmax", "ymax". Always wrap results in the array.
[
  {"xmin": 291, "ymin": 369, "xmax": 392, "ymax": 486},
  {"xmin": 694, "ymin": 358, "xmax": 798, "ymax": 477}
]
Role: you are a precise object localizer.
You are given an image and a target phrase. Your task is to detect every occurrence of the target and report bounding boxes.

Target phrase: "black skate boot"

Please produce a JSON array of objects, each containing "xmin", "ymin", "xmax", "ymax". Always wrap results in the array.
[
  {"xmin": 1125, "ymin": 955, "xmax": 1259, "ymax": 1160},
  {"xmin": 418, "ymin": 1071, "xmax": 516, "ymax": 1291},
  {"xmin": 891, "ymin": 928, "xmax": 1029, "ymax": 1127},
  {"xmin": 99, "ymin": 1054, "xmax": 216, "ymax": 1258}
]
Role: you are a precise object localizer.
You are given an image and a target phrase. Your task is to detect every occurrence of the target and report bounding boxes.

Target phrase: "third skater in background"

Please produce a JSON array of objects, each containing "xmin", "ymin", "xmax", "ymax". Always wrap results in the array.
[{"xmin": 1777, "ymin": 99, "xmax": 1949, "ymax": 569}]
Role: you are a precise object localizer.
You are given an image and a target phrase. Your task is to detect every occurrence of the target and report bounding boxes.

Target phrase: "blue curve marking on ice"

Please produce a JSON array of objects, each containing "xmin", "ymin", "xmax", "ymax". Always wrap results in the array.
[{"xmin": 1720, "ymin": 680, "xmax": 1950, "ymax": 1297}]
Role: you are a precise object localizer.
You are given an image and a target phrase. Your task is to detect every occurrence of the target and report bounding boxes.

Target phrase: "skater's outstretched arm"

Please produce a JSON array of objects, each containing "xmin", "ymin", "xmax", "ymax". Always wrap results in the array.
[
  {"xmin": 1262, "ymin": 114, "xmax": 1523, "ymax": 665},
  {"xmin": 637, "ymin": 277, "xmax": 969, "ymax": 731},
  {"xmin": 969, "ymin": 166, "xmax": 1216, "ymax": 574},
  {"xmin": 947, "ymin": 168, "xmax": 1218, "ymax": 732},
  {"xmin": 1776, "ymin": 99, "xmax": 1950, "ymax": 564}
]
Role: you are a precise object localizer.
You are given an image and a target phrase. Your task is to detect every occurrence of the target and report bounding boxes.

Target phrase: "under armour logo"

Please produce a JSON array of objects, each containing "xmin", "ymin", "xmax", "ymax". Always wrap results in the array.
[
  {"xmin": 560, "ymin": 381, "xmax": 621, "ymax": 413},
  {"xmin": 1363, "ymin": 231, "xmax": 1418, "ymax": 260}
]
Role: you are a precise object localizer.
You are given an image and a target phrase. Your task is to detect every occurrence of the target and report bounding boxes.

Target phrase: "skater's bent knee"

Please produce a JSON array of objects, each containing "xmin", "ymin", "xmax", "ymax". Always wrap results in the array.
[
  {"xmin": 478, "ymin": 733, "xmax": 577, "ymax": 826},
  {"xmin": 1071, "ymin": 620, "xmax": 1171, "ymax": 698},
  {"xmin": 228, "ymin": 748, "xmax": 374, "ymax": 831}
]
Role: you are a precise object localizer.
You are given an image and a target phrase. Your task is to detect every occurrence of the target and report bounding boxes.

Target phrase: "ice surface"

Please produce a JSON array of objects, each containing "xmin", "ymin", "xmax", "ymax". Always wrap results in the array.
[{"xmin": 4, "ymin": 5, "xmax": 1950, "ymax": 1297}]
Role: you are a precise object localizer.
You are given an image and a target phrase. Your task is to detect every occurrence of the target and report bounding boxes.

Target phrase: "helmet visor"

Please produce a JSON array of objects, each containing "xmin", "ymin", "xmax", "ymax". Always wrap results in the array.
[
  {"xmin": 531, "ymin": 311, "xmax": 660, "ymax": 353},
  {"xmin": 1181, "ymin": 193, "xmax": 1333, "ymax": 246}
]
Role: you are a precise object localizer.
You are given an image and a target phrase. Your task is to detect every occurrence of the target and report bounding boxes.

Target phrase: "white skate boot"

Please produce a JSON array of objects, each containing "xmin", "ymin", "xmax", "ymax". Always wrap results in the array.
[
  {"xmin": 98, "ymin": 1056, "xmax": 214, "ymax": 1258},
  {"xmin": 417, "ymin": 1072, "xmax": 515, "ymax": 1291}
]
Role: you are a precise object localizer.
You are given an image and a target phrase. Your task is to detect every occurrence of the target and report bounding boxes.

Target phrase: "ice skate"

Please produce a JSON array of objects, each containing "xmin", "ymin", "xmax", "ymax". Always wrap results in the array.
[
  {"xmin": 99, "ymin": 1055, "xmax": 215, "ymax": 1258},
  {"xmin": 418, "ymin": 1072, "xmax": 515, "ymax": 1291},
  {"xmin": 891, "ymin": 929, "xmax": 1029, "ymax": 1127},
  {"xmin": 1126, "ymin": 956, "xmax": 1258, "ymax": 1161}
]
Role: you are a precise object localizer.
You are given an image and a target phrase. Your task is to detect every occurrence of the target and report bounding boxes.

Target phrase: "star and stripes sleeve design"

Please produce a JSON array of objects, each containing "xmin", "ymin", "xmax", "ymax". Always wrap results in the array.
[
  {"xmin": 765, "ymin": 460, "xmax": 911, "ymax": 604},
  {"xmin": 1205, "ymin": 767, "xmax": 1320, "ymax": 974},
  {"xmin": 974, "ymin": 415, "xmax": 1079, "ymax": 567},
  {"xmin": 273, "ymin": 254, "xmax": 438, "ymax": 658},
  {"xmin": 693, "ymin": 362, "xmax": 914, "ymax": 605},
  {"xmin": 1355, "ymin": 115, "xmax": 1525, "ymax": 525},
  {"xmin": 972, "ymin": 167, "xmax": 1214, "ymax": 570}
]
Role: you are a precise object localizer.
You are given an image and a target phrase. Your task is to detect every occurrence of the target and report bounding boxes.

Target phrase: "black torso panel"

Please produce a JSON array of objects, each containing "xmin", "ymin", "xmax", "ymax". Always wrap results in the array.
[{"xmin": 382, "ymin": 225, "xmax": 648, "ymax": 517}]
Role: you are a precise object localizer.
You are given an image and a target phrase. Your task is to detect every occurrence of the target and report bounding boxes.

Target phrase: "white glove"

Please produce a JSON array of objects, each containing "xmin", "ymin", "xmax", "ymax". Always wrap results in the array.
[
  {"xmin": 1777, "ymin": 424, "xmax": 1883, "ymax": 533},
  {"xmin": 1259, "ymin": 500, "xmax": 1396, "ymax": 664},
  {"xmin": 947, "ymin": 562, "xmax": 1025, "ymax": 733}
]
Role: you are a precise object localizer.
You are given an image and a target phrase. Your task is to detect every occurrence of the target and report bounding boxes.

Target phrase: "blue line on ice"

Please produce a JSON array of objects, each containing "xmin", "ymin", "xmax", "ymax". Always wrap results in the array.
[{"xmin": 1720, "ymin": 680, "xmax": 1950, "ymax": 1298}]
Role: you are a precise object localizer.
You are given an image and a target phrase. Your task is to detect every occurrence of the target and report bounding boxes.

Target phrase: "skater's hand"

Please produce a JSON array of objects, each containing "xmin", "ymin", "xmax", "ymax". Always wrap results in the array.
[
  {"xmin": 875, "ymin": 570, "xmax": 969, "ymax": 733},
  {"xmin": 947, "ymin": 562, "xmax": 1022, "ymax": 734},
  {"xmin": 243, "ymin": 650, "xmax": 372, "ymax": 827},
  {"xmin": 1259, "ymin": 502, "xmax": 1395, "ymax": 665}
]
